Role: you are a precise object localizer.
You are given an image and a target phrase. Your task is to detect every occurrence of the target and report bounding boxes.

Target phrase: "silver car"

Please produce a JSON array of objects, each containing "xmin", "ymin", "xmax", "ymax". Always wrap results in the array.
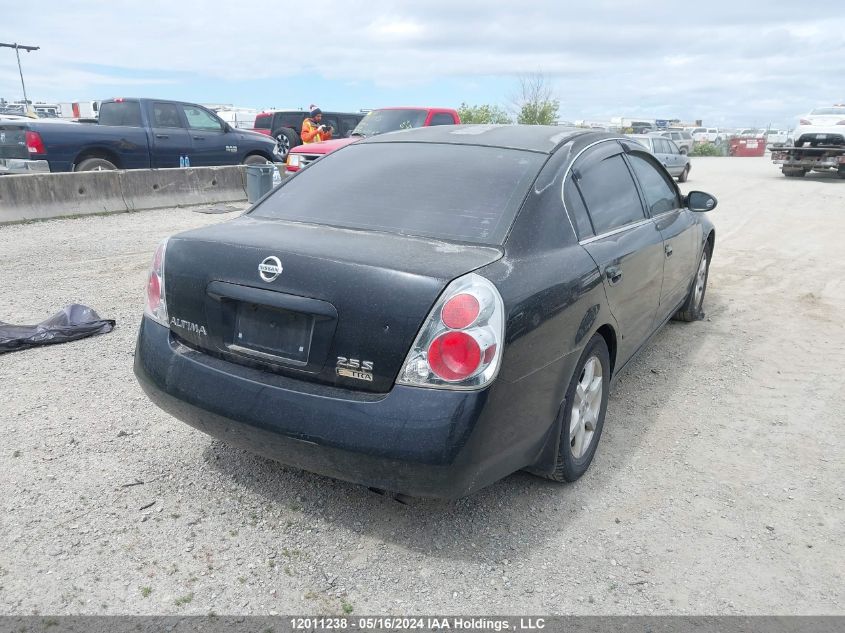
[
  {"xmin": 656, "ymin": 130, "xmax": 694, "ymax": 154},
  {"xmin": 628, "ymin": 134, "xmax": 691, "ymax": 182}
]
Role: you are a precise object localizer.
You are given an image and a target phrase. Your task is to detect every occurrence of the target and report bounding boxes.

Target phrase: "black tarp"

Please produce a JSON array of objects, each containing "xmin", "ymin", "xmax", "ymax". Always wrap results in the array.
[{"xmin": 0, "ymin": 304, "xmax": 115, "ymax": 354}]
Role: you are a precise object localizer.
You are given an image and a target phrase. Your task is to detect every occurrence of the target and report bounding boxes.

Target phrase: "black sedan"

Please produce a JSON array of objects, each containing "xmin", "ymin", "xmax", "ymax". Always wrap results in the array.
[{"xmin": 134, "ymin": 125, "xmax": 716, "ymax": 499}]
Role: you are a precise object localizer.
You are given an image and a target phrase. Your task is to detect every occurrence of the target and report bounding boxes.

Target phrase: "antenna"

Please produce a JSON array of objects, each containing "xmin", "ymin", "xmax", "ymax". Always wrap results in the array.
[{"xmin": 0, "ymin": 42, "xmax": 40, "ymax": 113}]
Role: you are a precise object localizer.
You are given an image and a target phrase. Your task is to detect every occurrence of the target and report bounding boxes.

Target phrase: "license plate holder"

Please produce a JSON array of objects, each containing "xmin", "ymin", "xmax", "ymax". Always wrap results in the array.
[{"xmin": 231, "ymin": 302, "xmax": 313, "ymax": 365}]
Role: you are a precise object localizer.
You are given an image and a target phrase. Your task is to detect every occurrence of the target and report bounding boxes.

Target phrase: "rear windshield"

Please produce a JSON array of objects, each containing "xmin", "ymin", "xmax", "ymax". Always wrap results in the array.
[
  {"xmin": 251, "ymin": 142, "xmax": 545, "ymax": 245},
  {"xmin": 98, "ymin": 101, "xmax": 142, "ymax": 127},
  {"xmin": 254, "ymin": 113, "xmax": 272, "ymax": 129},
  {"xmin": 809, "ymin": 107, "xmax": 845, "ymax": 115}
]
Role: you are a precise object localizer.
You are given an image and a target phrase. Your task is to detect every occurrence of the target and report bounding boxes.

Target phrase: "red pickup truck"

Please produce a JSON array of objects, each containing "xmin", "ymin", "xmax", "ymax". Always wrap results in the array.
[{"xmin": 285, "ymin": 106, "xmax": 460, "ymax": 173}]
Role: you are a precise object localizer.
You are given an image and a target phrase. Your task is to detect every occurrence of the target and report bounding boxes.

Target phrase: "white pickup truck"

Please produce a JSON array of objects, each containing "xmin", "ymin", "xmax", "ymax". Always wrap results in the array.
[{"xmin": 691, "ymin": 127, "xmax": 722, "ymax": 144}]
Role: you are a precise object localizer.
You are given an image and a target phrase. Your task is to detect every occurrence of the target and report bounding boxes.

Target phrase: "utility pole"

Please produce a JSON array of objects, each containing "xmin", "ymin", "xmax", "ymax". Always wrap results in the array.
[{"xmin": 0, "ymin": 42, "xmax": 40, "ymax": 113}]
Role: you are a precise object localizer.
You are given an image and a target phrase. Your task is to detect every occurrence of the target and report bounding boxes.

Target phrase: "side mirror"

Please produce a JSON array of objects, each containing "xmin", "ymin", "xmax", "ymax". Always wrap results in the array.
[{"xmin": 685, "ymin": 191, "xmax": 717, "ymax": 212}]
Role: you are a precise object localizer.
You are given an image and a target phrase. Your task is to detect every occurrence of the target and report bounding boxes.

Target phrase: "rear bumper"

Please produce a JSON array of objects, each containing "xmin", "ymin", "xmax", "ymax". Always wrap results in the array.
[
  {"xmin": 0, "ymin": 158, "xmax": 50, "ymax": 175},
  {"xmin": 134, "ymin": 317, "xmax": 528, "ymax": 498}
]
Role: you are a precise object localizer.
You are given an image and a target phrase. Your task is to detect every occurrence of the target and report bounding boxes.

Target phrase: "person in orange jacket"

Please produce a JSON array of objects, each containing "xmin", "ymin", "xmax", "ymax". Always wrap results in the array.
[{"xmin": 301, "ymin": 107, "xmax": 332, "ymax": 144}]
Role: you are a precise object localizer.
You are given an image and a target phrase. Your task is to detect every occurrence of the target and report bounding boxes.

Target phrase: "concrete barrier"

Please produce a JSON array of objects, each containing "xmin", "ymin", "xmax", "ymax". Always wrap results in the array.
[
  {"xmin": 0, "ymin": 165, "xmax": 249, "ymax": 224},
  {"xmin": 0, "ymin": 170, "xmax": 126, "ymax": 222},
  {"xmin": 121, "ymin": 166, "xmax": 247, "ymax": 211}
]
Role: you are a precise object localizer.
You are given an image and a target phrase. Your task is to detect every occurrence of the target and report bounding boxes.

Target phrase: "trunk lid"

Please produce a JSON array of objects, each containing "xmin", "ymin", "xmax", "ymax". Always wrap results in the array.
[{"xmin": 164, "ymin": 216, "xmax": 503, "ymax": 393}]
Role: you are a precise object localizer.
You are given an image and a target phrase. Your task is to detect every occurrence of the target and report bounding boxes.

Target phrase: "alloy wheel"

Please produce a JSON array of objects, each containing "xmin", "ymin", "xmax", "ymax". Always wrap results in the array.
[
  {"xmin": 276, "ymin": 134, "xmax": 291, "ymax": 157},
  {"xmin": 570, "ymin": 356, "xmax": 603, "ymax": 459},
  {"xmin": 693, "ymin": 252, "xmax": 708, "ymax": 308}
]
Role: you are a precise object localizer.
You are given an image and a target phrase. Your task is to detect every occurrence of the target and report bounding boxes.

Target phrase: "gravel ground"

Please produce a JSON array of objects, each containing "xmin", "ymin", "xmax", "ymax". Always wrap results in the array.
[{"xmin": 1, "ymin": 158, "xmax": 843, "ymax": 616}]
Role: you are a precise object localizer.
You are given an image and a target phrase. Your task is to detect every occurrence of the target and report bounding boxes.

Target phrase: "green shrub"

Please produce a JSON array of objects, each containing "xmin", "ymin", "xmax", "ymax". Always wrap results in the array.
[{"xmin": 691, "ymin": 143, "xmax": 724, "ymax": 157}]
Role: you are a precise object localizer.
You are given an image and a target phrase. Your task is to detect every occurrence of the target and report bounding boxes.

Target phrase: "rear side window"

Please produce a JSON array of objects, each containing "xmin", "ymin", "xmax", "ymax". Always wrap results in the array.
[
  {"xmin": 151, "ymin": 102, "xmax": 183, "ymax": 128},
  {"xmin": 563, "ymin": 174, "xmax": 594, "ymax": 239},
  {"xmin": 275, "ymin": 113, "xmax": 304, "ymax": 129},
  {"xmin": 98, "ymin": 101, "xmax": 142, "ymax": 127},
  {"xmin": 429, "ymin": 112, "xmax": 456, "ymax": 126},
  {"xmin": 575, "ymin": 154, "xmax": 645, "ymax": 235},
  {"xmin": 252, "ymin": 143, "xmax": 545, "ymax": 245},
  {"xmin": 628, "ymin": 154, "xmax": 680, "ymax": 215},
  {"xmin": 254, "ymin": 114, "xmax": 272, "ymax": 129}
]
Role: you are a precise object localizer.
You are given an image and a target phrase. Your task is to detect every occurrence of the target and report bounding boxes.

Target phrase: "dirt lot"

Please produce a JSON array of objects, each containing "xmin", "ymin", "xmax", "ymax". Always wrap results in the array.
[{"xmin": 0, "ymin": 157, "xmax": 843, "ymax": 615}]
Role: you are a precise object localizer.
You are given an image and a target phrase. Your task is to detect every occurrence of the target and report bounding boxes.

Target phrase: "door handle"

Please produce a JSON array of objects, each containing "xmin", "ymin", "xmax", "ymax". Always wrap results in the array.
[
  {"xmin": 605, "ymin": 266, "xmax": 623, "ymax": 285},
  {"xmin": 193, "ymin": 136, "xmax": 205, "ymax": 140},
  {"xmin": 155, "ymin": 134, "xmax": 169, "ymax": 139},
  {"xmin": 665, "ymin": 244, "xmax": 673, "ymax": 257}
]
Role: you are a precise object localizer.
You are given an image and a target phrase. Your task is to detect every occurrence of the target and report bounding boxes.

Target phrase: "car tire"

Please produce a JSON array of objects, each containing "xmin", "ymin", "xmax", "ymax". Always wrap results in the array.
[
  {"xmin": 545, "ymin": 334, "xmax": 611, "ymax": 483},
  {"xmin": 678, "ymin": 165, "xmax": 690, "ymax": 183},
  {"xmin": 76, "ymin": 157, "xmax": 117, "ymax": 171},
  {"xmin": 243, "ymin": 154, "xmax": 270, "ymax": 166},
  {"xmin": 674, "ymin": 244, "xmax": 711, "ymax": 322},
  {"xmin": 837, "ymin": 166, "xmax": 845, "ymax": 180},
  {"xmin": 782, "ymin": 168, "xmax": 805, "ymax": 178},
  {"xmin": 273, "ymin": 128, "xmax": 299, "ymax": 159},
  {"xmin": 679, "ymin": 147, "xmax": 688, "ymax": 155}
]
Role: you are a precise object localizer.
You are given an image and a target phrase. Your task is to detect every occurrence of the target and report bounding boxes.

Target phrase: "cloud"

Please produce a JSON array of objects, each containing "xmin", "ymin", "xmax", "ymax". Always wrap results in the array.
[{"xmin": 1, "ymin": 0, "xmax": 843, "ymax": 125}]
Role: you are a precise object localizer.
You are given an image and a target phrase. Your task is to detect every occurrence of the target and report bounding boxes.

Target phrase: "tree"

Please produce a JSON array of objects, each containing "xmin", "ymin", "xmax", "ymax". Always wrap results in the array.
[
  {"xmin": 511, "ymin": 73, "xmax": 559, "ymax": 125},
  {"xmin": 457, "ymin": 102, "xmax": 512, "ymax": 124}
]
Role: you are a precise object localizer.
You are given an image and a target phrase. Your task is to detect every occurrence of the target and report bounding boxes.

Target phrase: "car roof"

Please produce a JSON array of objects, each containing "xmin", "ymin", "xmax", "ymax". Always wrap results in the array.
[
  {"xmin": 360, "ymin": 124, "xmax": 595, "ymax": 154},
  {"xmin": 371, "ymin": 106, "xmax": 456, "ymax": 112},
  {"xmin": 260, "ymin": 109, "xmax": 362, "ymax": 115}
]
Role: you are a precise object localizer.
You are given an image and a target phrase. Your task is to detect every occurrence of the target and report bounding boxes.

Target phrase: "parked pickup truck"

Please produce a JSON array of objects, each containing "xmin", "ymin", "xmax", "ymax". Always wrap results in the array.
[
  {"xmin": 285, "ymin": 107, "xmax": 461, "ymax": 173},
  {"xmin": 0, "ymin": 98, "xmax": 282, "ymax": 174}
]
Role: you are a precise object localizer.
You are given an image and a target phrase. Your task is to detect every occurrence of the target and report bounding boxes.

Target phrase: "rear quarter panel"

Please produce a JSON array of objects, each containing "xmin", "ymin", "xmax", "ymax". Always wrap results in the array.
[{"xmin": 466, "ymin": 142, "xmax": 614, "ymax": 474}]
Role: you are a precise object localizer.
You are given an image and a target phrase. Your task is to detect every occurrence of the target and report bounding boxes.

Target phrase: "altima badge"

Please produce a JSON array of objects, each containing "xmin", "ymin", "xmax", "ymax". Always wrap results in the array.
[{"xmin": 258, "ymin": 256, "xmax": 283, "ymax": 282}]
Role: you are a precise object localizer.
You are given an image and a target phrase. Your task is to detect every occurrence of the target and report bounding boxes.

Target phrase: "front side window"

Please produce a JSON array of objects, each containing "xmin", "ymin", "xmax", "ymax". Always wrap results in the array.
[
  {"xmin": 628, "ymin": 154, "xmax": 680, "ymax": 216},
  {"xmin": 181, "ymin": 106, "xmax": 224, "ymax": 131},
  {"xmin": 321, "ymin": 116, "xmax": 339, "ymax": 134},
  {"xmin": 340, "ymin": 116, "xmax": 361, "ymax": 136},
  {"xmin": 575, "ymin": 154, "xmax": 645, "ymax": 235}
]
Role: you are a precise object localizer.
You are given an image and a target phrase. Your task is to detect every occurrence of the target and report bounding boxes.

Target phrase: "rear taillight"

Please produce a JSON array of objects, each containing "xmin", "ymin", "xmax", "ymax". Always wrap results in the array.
[
  {"xmin": 25, "ymin": 131, "xmax": 46, "ymax": 154},
  {"xmin": 799, "ymin": 119, "xmax": 812, "ymax": 125},
  {"xmin": 143, "ymin": 239, "xmax": 169, "ymax": 326},
  {"xmin": 398, "ymin": 273, "xmax": 504, "ymax": 389}
]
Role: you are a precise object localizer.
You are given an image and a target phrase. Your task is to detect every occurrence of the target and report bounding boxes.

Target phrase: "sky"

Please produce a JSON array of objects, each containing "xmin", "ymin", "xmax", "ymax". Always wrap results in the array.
[{"xmin": 2, "ymin": 1, "xmax": 844, "ymax": 128}]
